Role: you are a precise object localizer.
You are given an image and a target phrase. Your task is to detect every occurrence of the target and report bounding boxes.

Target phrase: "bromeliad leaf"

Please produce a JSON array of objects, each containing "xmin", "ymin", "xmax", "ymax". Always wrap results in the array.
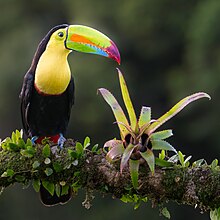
[
  {"xmin": 150, "ymin": 130, "xmax": 173, "ymax": 140},
  {"xmin": 147, "ymin": 92, "xmax": 211, "ymax": 135},
  {"xmin": 99, "ymin": 88, "xmax": 129, "ymax": 139},
  {"xmin": 151, "ymin": 140, "xmax": 177, "ymax": 153},
  {"xmin": 104, "ymin": 139, "xmax": 124, "ymax": 150},
  {"xmin": 140, "ymin": 149, "xmax": 155, "ymax": 174},
  {"xmin": 106, "ymin": 141, "xmax": 125, "ymax": 162},
  {"xmin": 129, "ymin": 159, "xmax": 140, "ymax": 189},
  {"xmin": 138, "ymin": 106, "xmax": 151, "ymax": 128},
  {"xmin": 117, "ymin": 69, "xmax": 137, "ymax": 133},
  {"xmin": 120, "ymin": 143, "xmax": 135, "ymax": 173}
]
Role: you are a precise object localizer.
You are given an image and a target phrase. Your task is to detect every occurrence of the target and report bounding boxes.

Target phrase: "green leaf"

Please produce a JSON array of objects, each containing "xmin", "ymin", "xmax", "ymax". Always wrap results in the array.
[
  {"xmin": 147, "ymin": 92, "xmax": 211, "ymax": 134},
  {"xmin": 134, "ymin": 200, "xmax": 141, "ymax": 210},
  {"xmin": 55, "ymin": 184, "xmax": 61, "ymax": 197},
  {"xmin": 1, "ymin": 169, "xmax": 15, "ymax": 177},
  {"xmin": 83, "ymin": 136, "xmax": 90, "ymax": 149},
  {"xmin": 168, "ymin": 154, "xmax": 179, "ymax": 163},
  {"xmin": 32, "ymin": 161, "xmax": 40, "ymax": 169},
  {"xmin": 138, "ymin": 106, "xmax": 151, "ymax": 128},
  {"xmin": 211, "ymin": 159, "xmax": 218, "ymax": 170},
  {"xmin": 120, "ymin": 194, "xmax": 133, "ymax": 203},
  {"xmin": 18, "ymin": 138, "xmax": 25, "ymax": 149},
  {"xmin": 15, "ymin": 175, "xmax": 25, "ymax": 182},
  {"xmin": 76, "ymin": 142, "xmax": 84, "ymax": 156},
  {"xmin": 61, "ymin": 185, "xmax": 69, "ymax": 196},
  {"xmin": 98, "ymin": 88, "xmax": 129, "ymax": 139},
  {"xmin": 32, "ymin": 179, "xmax": 41, "ymax": 192},
  {"xmin": 155, "ymin": 158, "xmax": 173, "ymax": 167},
  {"xmin": 210, "ymin": 208, "xmax": 220, "ymax": 220},
  {"xmin": 16, "ymin": 129, "xmax": 23, "ymax": 139},
  {"xmin": 26, "ymin": 138, "xmax": 33, "ymax": 147},
  {"xmin": 1, "ymin": 172, "xmax": 7, "ymax": 178},
  {"xmin": 120, "ymin": 144, "xmax": 135, "ymax": 173},
  {"xmin": 150, "ymin": 130, "xmax": 173, "ymax": 140},
  {"xmin": 11, "ymin": 131, "xmax": 16, "ymax": 143},
  {"xmin": 7, "ymin": 169, "xmax": 14, "ymax": 177},
  {"xmin": 117, "ymin": 69, "xmax": 137, "ymax": 132},
  {"xmin": 8, "ymin": 143, "xmax": 20, "ymax": 152},
  {"xmin": 42, "ymin": 144, "xmax": 51, "ymax": 158},
  {"xmin": 27, "ymin": 146, "xmax": 36, "ymax": 156},
  {"xmin": 68, "ymin": 149, "xmax": 78, "ymax": 159},
  {"xmin": 53, "ymin": 162, "xmax": 63, "ymax": 173},
  {"xmin": 192, "ymin": 159, "xmax": 206, "ymax": 167},
  {"xmin": 161, "ymin": 207, "xmax": 171, "ymax": 219},
  {"xmin": 129, "ymin": 159, "xmax": 139, "ymax": 189},
  {"xmin": 184, "ymin": 155, "xmax": 192, "ymax": 167},
  {"xmin": 140, "ymin": 149, "xmax": 155, "ymax": 174},
  {"xmin": 42, "ymin": 180, "xmax": 54, "ymax": 196},
  {"xmin": 91, "ymin": 144, "xmax": 99, "ymax": 153},
  {"xmin": 151, "ymin": 140, "xmax": 177, "ymax": 153},
  {"xmin": 159, "ymin": 150, "xmax": 166, "ymax": 160},
  {"xmin": 44, "ymin": 168, "xmax": 53, "ymax": 176},
  {"xmin": 178, "ymin": 151, "xmax": 185, "ymax": 166},
  {"xmin": 105, "ymin": 140, "xmax": 124, "ymax": 161}
]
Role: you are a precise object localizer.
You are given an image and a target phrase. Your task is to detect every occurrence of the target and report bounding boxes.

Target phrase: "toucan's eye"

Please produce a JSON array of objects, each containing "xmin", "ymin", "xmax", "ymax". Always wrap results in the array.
[{"xmin": 58, "ymin": 32, "xmax": 64, "ymax": 38}]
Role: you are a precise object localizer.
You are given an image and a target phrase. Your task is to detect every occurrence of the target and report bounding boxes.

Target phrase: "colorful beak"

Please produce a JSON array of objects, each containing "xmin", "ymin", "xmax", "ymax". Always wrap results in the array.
[{"xmin": 65, "ymin": 25, "xmax": 120, "ymax": 64}]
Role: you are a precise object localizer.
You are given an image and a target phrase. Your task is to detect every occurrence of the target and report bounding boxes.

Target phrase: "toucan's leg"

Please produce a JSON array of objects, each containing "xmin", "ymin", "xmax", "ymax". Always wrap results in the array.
[
  {"xmin": 31, "ymin": 136, "xmax": 39, "ymax": 144},
  {"xmin": 58, "ymin": 133, "xmax": 66, "ymax": 148}
]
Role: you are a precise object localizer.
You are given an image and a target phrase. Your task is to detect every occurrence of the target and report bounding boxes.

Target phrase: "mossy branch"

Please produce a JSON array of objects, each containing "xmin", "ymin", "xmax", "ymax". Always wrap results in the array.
[{"xmin": 0, "ymin": 138, "xmax": 219, "ymax": 215}]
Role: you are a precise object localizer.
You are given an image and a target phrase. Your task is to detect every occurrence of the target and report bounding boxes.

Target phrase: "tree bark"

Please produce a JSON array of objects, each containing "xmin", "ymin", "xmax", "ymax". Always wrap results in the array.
[{"xmin": 0, "ymin": 139, "xmax": 219, "ymax": 213}]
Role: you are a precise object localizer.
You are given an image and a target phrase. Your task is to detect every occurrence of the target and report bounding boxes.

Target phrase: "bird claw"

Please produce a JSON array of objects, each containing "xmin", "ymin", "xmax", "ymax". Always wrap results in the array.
[
  {"xmin": 58, "ymin": 133, "xmax": 66, "ymax": 149},
  {"xmin": 31, "ymin": 136, "xmax": 39, "ymax": 145}
]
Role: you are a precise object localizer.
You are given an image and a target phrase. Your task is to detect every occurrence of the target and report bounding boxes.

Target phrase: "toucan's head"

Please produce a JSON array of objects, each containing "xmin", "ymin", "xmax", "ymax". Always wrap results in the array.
[{"xmin": 43, "ymin": 24, "xmax": 120, "ymax": 64}]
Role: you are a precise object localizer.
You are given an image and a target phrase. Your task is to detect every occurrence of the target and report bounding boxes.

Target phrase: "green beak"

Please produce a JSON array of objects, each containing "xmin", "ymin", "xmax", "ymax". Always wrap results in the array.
[{"xmin": 65, "ymin": 25, "xmax": 120, "ymax": 64}]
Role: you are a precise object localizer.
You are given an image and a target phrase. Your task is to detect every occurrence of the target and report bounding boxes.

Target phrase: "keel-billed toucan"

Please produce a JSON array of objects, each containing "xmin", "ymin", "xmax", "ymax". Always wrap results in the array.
[{"xmin": 20, "ymin": 24, "xmax": 120, "ymax": 206}]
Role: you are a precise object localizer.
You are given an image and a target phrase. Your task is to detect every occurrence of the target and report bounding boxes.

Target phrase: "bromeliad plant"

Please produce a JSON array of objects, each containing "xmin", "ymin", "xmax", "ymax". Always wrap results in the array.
[{"xmin": 99, "ymin": 68, "xmax": 210, "ymax": 189}]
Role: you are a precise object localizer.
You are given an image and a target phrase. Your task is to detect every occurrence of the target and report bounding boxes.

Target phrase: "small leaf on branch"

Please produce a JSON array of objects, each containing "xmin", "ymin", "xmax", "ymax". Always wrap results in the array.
[
  {"xmin": 44, "ymin": 168, "xmax": 53, "ymax": 176},
  {"xmin": 161, "ymin": 207, "xmax": 171, "ymax": 219},
  {"xmin": 32, "ymin": 179, "xmax": 41, "ymax": 192},
  {"xmin": 42, "ymin": 180, "xmax": 54, "ymax": 196},
  {"xmin": 42, "ymin": 144, "xmax": 51, "ymax": 158},
  {"xmin": 83, "ymin": 136, "xmax": 90, "ymax": 149},
  {"xmin": 32, "ymin": 161, "xmax": 40, "ymax": 169}
]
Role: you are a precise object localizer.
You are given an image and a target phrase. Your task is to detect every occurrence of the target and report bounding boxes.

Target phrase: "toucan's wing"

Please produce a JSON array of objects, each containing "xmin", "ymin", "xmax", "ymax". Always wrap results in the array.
[
  {"xmin": 19, "ymin": 69, "xmax": 34, "ymax": 136},
  {"xmin": 66, "ymin": 76, "xmax": 75, "ymax": 120}
]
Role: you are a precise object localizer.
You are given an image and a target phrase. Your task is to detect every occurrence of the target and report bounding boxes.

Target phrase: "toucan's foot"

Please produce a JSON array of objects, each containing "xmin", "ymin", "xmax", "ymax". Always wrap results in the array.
[
  {"xmin": 31, "ymin": 136, "xmax": 39, "ymax": 145},
  {"xmin": 58, "ymin": 133, "xmax": 66, "ymax": 149}
]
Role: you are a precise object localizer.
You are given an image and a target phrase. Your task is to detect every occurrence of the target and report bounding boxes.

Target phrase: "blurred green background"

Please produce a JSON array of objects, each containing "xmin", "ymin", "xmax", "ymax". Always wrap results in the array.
[{"xmin": 0, "ymin": 0, "xmax": 219, "ymax": 219}]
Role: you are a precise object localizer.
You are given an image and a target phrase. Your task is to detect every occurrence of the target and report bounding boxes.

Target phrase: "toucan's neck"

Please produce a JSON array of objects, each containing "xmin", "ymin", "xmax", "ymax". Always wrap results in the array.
[{"xmin": 34, "ymin": 47, "xmax": 71, "ymax": 95}]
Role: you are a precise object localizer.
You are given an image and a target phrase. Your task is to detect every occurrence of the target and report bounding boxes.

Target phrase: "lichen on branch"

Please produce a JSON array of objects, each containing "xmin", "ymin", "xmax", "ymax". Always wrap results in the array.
[{"xmin": 0, "ymin": 132, "xmax": 220, "ymax": 219}]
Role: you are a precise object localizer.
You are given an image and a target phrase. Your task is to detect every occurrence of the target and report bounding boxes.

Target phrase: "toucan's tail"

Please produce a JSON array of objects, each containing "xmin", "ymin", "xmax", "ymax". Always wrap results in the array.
[{"xmin": 40, "ymin": 185, "xmax": 72, "ymax": 206}]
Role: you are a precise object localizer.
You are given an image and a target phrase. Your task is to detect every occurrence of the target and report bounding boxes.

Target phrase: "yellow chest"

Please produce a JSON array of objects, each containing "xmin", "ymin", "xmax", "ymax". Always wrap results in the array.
[{"xmin": 34, "ymin": 50, "xmax": 71, "ymax": 95}]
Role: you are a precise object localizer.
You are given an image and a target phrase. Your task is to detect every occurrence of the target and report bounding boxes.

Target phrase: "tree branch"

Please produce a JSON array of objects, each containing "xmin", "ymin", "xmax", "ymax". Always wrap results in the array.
[{"xmin": 0, "ymin": 138, "xmax": 219, "ymax": 214}]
